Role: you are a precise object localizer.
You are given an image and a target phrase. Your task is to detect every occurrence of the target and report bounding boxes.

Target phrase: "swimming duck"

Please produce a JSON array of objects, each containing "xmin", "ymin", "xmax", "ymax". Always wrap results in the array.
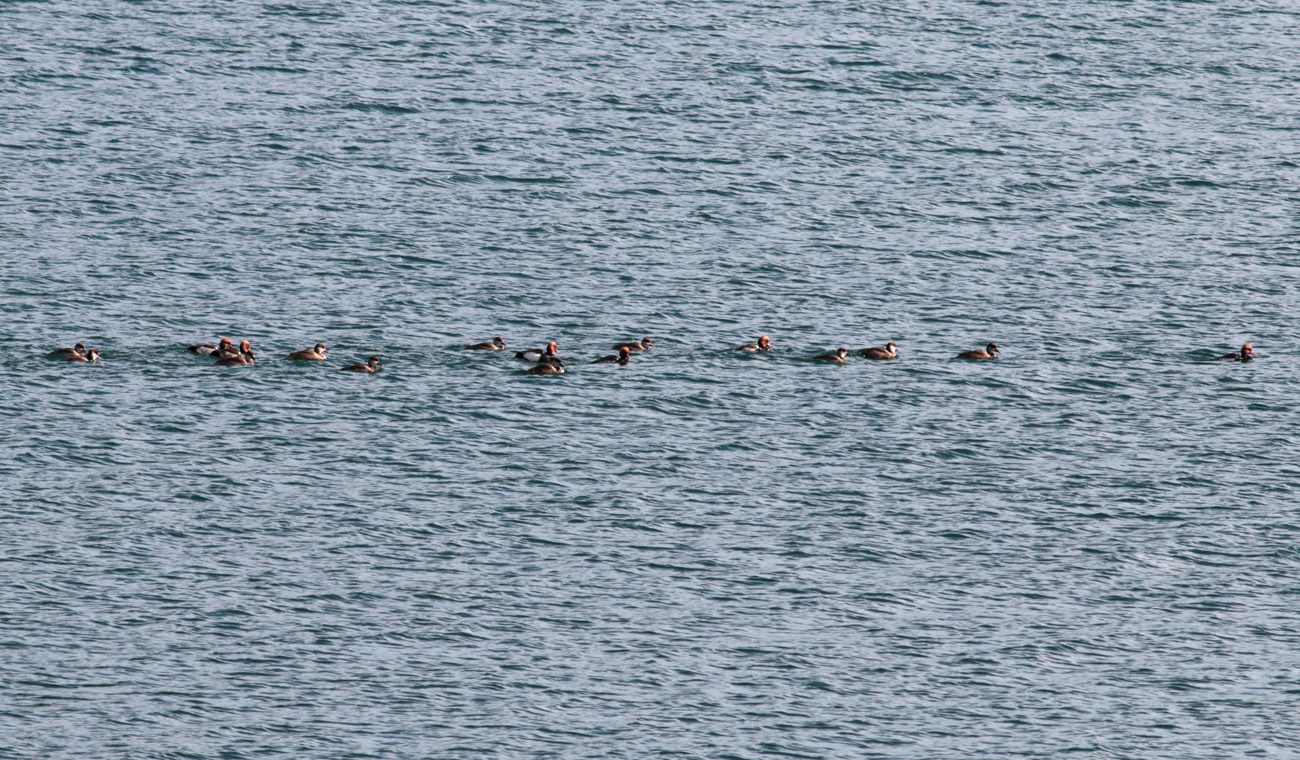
[
  {"xmin": 1217, "ymin": 343, "xmax": 1256, "ymax": 362},
  {"xmin": 614, "ymin": 337, "xmax": 654, "ymax": 351},
  {"xmin": 64, "ymin": 349, "xmax": 100, "ymax": 363},
  {"xmin": 956, "ymin": 342, "xmax": 999, "ymax": 360},
  {"xmin": 858, "ymin": 342, "xmax": 898, "ymax": 360},
  {"xmin": 527, "ymin": 357, "xmax": 564, "ymax": 375},
  {"xmin": 814, "ymin": 347, "xmax": 849, "ymax": 363},
  {"xmin": 734, "ymin": 335, "xmax": 772, "ymax": 352},
  {"xmin": 466, "ymin": 336, "xmax": 507, "ymax": 351},
  {"xmin": 342, "ymin": 356, "xmax": 383, "ymax": 373},
  {"xmin": 215, "ymin": 346, "xmax": 255, "ymax": 366},
  {"xmin": 213, "ymin": 340, "xmax": 251, "ymax": 361},
  {"xmin": 50, "ymin": 342, "xmax": 87, "ymax": 357},
  {"xmin": 593, "ymin": 347, "xmax": 631, "ymax": 365},
  {"xmin": 286, "ymin": 343, "xmax": 328, "ymax": 361},
  {"xmin": 516, "ymin": 341, "xmax": 559, "ymax": 362},
  {"xmin": 190, "ymin": 337, "xmax": 232, "ymax": 356}
]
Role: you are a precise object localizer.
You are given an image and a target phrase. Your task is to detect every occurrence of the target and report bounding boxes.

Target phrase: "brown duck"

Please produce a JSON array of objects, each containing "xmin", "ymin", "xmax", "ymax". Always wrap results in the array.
[
  {"xmin": 286, "ymin": 343, "xmax": 328, "ymax": 361},
  {"xmin": 466, "ymin": 337, "xmax": 506, "ymax": 351},
  {"xmin": 858, "ymin": 342, "xmax": 898, "ymax": 360},
  {"xmin": 814, "ymin": 347, "xmax": 849, "ymax": 363},
  {"xmin": 342, "ymin": 356, "xmax": 383, "ymax": 373},
  {"xmin": 956, "ymin": 342, "xmax": 998, "ymax": 360}
]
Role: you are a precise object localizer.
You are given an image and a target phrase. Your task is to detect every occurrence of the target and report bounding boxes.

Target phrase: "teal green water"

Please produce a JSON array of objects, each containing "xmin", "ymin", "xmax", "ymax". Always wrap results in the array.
[{"xmin": 3, "ymin": 2, "xmax": 1300, "ymax": 758}]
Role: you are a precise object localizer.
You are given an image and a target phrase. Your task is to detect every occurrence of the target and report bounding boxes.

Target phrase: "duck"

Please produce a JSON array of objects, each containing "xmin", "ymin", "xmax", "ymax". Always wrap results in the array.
[
  {"xmin": 858, "ymin": 342, "xmax": 898, "ymax": 360},
  {"xmin": 526, "ymin": 357, "xmax": 564, "ymax": 375},
  {"xmin": 466, "ymin": 336, "xmax": 506, "ymax": 351},
  {"xmin": 286, "ymin": 343, "xmax": 328, "ymax": 361},
  {"xmin": 593, "ymin": 346, "xmax": 631, "ymax": 365},
  {"xmin": 515, "ymin": 341, "xmax": 559, "ymax": 362},
  {"xmin": 50, "ymin": 342, "xmax": 87, "ymax": 357},
  {"xmin": 189, "ymin": 337, "xmax": 232, "ymax": 356},
  {"xmin": 1217, "ymin": 343, "xmax": 1256, "ymax": 362},
  {"xmin": 734, "ymin": 335, "xmax": 772, "ymax": 352},
  {"xmin": 215, "ymin": 346, "xmax": 255, "ymax": 366},
  {"xmin": 814, "ymin": 347, "xmax": 849, "ymax": 363},
  {"xmin": 213, "ymin": 340, "xmax": 251, "ymax": 361},
  {"xmin": 342, "ymin": 356, "xmax": 383, "ymax": 373},
  {"xmin": 956, "ymin": 342, "xmax": 999, "ymax": 360},
  {"xmin": 614, "ymin": 337, "xmax": 654, "ymax": 351},
  {"xmin": 64, "ymin": 349, "xmax": 100, "ymax": 363}
]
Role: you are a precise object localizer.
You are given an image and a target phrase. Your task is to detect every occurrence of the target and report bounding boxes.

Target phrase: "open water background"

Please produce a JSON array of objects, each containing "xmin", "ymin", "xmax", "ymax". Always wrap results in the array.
[{"xmin": 3, "ymin": 1, "xmax": 1300, "ymax": 757}]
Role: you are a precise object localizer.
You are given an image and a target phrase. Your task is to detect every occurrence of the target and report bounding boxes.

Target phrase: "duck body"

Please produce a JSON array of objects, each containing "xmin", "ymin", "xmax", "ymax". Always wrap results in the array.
[
  {"xmin": 614, "ymin": 337, "xmax": 653, "ymax": 352},
  {"xmin": 734, "ymin": 335, "xmax": 772, "ymax": 352},
  {"xmin": 593, "ymin": 347, "xmax": 631, "ymax": 365},
  {"xmin": 64, "ymin": 349, "xmax": 100, "ymax": 363},
  {"xmin": 814, "ymin": 347, "xmax": 849, "ymax": 363},
  {"xmin": 957, "ymin": 342, "xmax": 999, "ymax": 360},
  {"xmin": 1217, "ymin": 343, "xmax": 1256, "ymax": 362},
  {"xmin": 286, "ymin": 343, "xmax": 328, "ymax": 361},
  {"xmin": 190, "ymin": 338, "xmax": 232, "ymax": 356},
  {"xmin": 342, "ymin": 356, "xmax": 383, "ymax": 373},
  {"xmin": 526, "ymin": 357, "xmax": 564, "ymax": 375},
  {"xmin": 858, "ymin": 342, "xmax": 898, "ymax": 360},
  {"xmin": 51, "ymin": 342, "xmax": 87, "ymax": 357},
  {"xmin": 515, "ymin": 342, "xmax": 559, "ymax": 363},
  {"xmin": 467, "ymin": 337, "xmax": 506, "ymax": 351}
]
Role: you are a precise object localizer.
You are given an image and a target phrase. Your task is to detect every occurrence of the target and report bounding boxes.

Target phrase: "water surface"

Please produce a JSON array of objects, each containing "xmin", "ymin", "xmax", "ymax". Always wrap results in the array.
[{"xmin": 3, "ymin": 1, "xmax": 1300, "ymax": 758}]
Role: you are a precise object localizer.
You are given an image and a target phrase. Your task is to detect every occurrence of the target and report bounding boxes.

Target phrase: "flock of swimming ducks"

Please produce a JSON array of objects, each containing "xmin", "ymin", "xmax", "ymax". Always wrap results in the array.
[
  {"xmin": 49, "ymin": 339, "xmax": 382, "ymax": 372},
  {"xmin": 47, "ymin": 338, "xmax": 1258, "ymax": 372}
]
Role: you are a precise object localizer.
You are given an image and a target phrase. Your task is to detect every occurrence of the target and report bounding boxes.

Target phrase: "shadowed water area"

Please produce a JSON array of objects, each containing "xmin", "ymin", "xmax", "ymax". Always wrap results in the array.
[{"xmin": 3, "ymin": 1, "xmax": 1300, "ymax": 757}]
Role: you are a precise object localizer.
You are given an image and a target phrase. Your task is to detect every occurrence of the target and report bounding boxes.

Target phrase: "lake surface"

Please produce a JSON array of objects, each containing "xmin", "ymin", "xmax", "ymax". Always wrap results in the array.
[{"xmin": 3, "ymin": 1, "xmax": 1300, "ymax": 758}]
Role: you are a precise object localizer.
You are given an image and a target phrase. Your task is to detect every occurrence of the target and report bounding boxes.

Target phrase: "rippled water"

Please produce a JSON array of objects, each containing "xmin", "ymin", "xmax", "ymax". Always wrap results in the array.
[{"xmin": 4, "ymin": 2, "xmax": 1300, "ymax": 758}]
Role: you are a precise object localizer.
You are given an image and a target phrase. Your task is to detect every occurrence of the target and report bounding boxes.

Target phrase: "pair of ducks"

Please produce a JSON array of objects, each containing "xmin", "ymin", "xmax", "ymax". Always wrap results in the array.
[
  {"xmin": 51, "ymin": 342, "xmax": 101, "ymax": 363},
  {"xmin": 284, "ymin": 342, "xmax": 383, "ymax": 371},
  {"xmin": 189, "ymin": 337, "xmax": 256, "ymax": 365},
  {"xmin": 812, "ymin": 341, "xmax": 907, "ymax": 363},
  {"xmin": 465, "ymin": 337, "xmax": 653, "ymax": 374},
  {"xmin": 526, "ymin": 341, "xmax": 650, "ymax": 374}
]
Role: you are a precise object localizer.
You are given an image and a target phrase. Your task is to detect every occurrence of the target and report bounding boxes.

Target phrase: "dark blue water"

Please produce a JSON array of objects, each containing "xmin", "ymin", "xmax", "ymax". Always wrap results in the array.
[{"xmin": 4, "ymin": 2, "xmax": 1300, "ymax": 758}]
